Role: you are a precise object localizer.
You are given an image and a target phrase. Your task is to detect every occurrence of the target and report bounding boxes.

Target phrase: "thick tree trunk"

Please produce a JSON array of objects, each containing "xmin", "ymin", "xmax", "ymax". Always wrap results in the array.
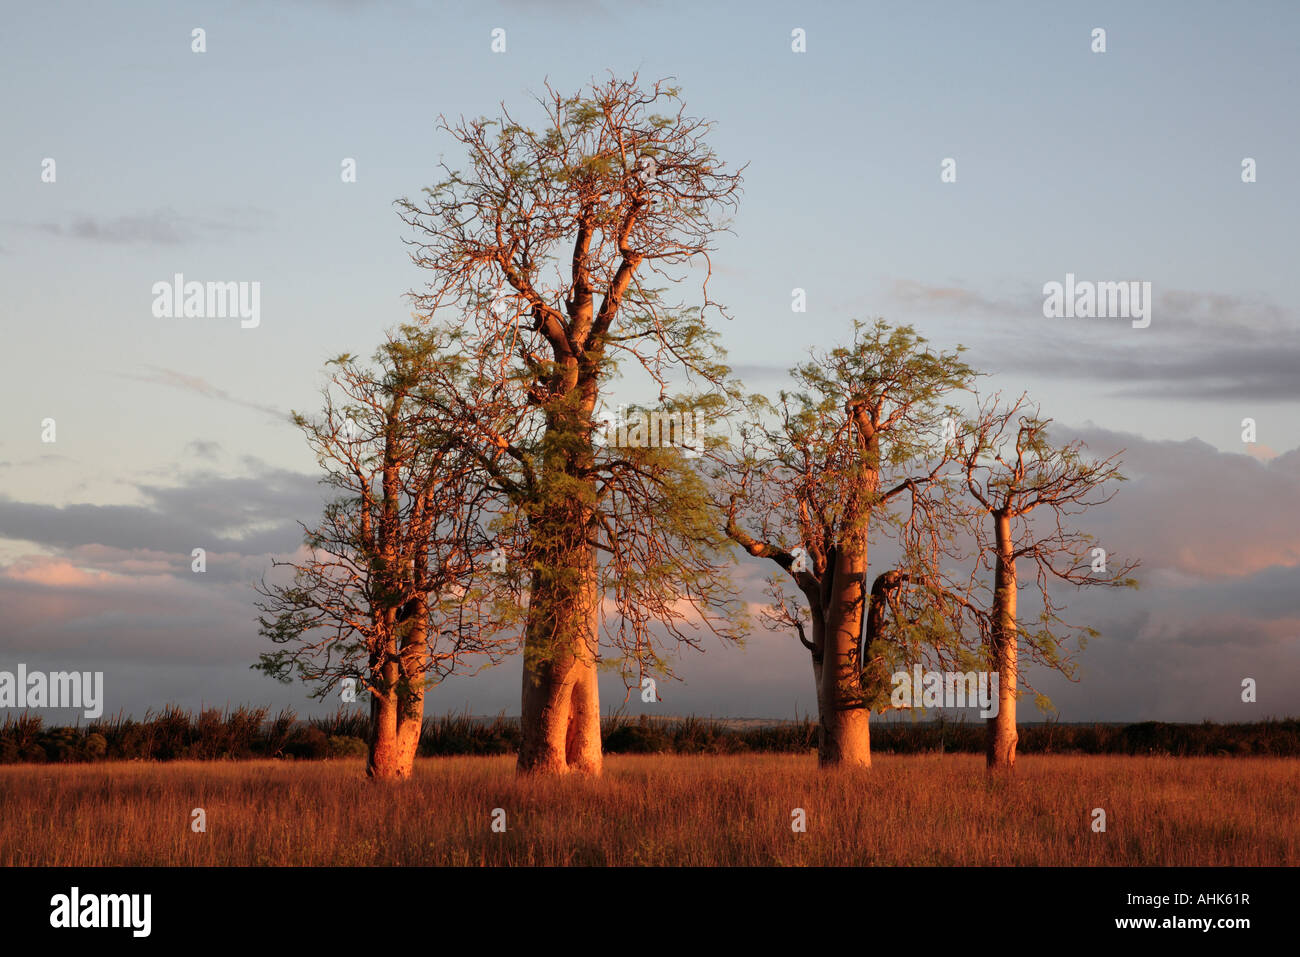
[
  {"xmin": 367, "ymin": 612, "xmax": 428, "ymax": 780},
  {"xmin": 368, "ymin": 671, "xmax": 400, "ymax": 779},
  {"xmin": 986, "ymin": 512, "xmax": 1018, "ymax": 769},
  {"xmin": 816, "ymin": 417, "xmax": 878, "ymax": 769},
  {"xmin": 393, "ymin": 612, "xmax": 428, "ymax": 774},
  {"xmin": 819, "ymin": 545, "xmax": 871, "ymax": 767},
  {"xmin": 517, "ymin": 539, "xmax": 603, "ymax": 776},
  {"xmin": 515, "ymin": 335, "xmax": 607, "ymax": 776},
  {"xmin": 367, "ymin": 671, "xmax": 423, "ymax": 780},
  {"xmin": 564, "ymin": 636, "xmax": 602, "ymax": 774},
  {"xmin": 368, "ymin": 693, "xmax": 423, "ymax": 779}
]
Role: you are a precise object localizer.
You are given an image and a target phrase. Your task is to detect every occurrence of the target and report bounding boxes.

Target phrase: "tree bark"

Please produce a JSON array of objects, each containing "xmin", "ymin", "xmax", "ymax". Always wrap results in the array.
[
  {"xmin": 367, "ymin": 608, "xmax": 427, "ymax": 780},
  {"xmin": 365, "ymin": 403, "xmax": 428, "ymax": 781},
  {"xmin": 818, "ymin": 545, "xmax": 871, "ymax": 767},
  {"xmin": 986, "ymin": 511, "xmax": 1018, "ymax": 769},
  {"xmin": 816, "ymin": 412, "xmax": 879, "ymax": 769},
  {"xmin": 517, "ymin": 533, "xmax": 603, "ymax": 776},
  {"xmin": 367, "ymin": 663, "xmax": 400, "ymax": 779},
  {"xmin": 809, "ymin": 627, "xmax": 825, "ymax": 731}
]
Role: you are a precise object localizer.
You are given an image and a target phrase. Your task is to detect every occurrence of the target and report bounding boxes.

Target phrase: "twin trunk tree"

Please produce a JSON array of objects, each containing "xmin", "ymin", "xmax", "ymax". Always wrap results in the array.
[
  {"xmin": 398, "ymin": 75, "xmax": 747, "ymax": 775},
  {"xmin": 723, "ymin": 321, "xmax": 976, "ymax": 767},
  {"xmin": 255, "ymin": 329, "xmax": 520, "ymax": 780}
]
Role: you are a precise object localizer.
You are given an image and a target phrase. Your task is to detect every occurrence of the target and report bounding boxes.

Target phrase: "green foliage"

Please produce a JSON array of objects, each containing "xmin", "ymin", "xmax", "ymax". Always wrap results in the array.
[{"xmin": 396, "ymin": 75, "xmax": 752, "ymax": 686}]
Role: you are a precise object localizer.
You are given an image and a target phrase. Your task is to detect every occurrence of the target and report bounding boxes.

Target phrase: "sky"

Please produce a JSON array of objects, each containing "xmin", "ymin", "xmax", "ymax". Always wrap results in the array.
[{"xmin": 1, "ymin": 0, "xmax": 1298, "ymax": 724}]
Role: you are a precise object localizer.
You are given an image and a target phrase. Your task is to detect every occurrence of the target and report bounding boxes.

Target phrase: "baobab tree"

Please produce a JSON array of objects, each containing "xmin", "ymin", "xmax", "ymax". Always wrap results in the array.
[
  {"xmin": 397, "ymin": 74, "xmax": 748, "ymax": 775},
  {"xmin": 254, "ymin": 326, "xmax": 523, "ymax": 780},
  {"xmin": 721, "ymin": 321, "xmax": 977, "ymax": 766},
  {"xmin": 953, "ymin": 392, "xmax": 1138, "ymax": 769}
]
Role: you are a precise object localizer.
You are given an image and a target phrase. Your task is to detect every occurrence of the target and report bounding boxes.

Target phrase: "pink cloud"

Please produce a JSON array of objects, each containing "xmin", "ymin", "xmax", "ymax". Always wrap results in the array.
[{"xmin": 1, "ymin": 557, "xmax": 114, "ymax": 588}]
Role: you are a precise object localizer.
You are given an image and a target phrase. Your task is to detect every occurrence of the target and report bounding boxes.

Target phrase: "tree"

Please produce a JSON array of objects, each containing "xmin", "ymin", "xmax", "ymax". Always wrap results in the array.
[
  {"xmin": 396, "ymin": 74, "xmax": 748, "ymax": 775},
  {"xmin": 254, "ymin": 327, "xmax": 522, "ymax": 780},
  {"xmin": 953, "ymin": 392, "xmax": 1138, "ymax": 769},
  {"xmin": 722, "ymin": 320, "xmax": 977, "ymax": 766}
]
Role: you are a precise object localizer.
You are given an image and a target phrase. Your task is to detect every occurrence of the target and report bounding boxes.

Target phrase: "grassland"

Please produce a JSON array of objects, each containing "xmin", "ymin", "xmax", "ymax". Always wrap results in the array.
[{"xmin": 2, "ymin": 753, "xmax": 1296, "ymax": 866}]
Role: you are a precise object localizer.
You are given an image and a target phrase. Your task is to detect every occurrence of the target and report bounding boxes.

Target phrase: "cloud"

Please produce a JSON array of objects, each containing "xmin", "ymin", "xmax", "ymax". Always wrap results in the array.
[
  {"xmin": 887, "ymin": 280, "xmax": 1300, "ymax": 401},
  {"xmin": 118, "ymin": 366, "xmax": 286, "ymax": 421},
  {"xmin": 0, "ymin": 453, "xmax": 73, "ymax": 470},
  {"xmin": 17, "ymin": 207, "xmax": 263, "ymax": 246},
  {"xmin": 889, "ymin": 278, "xmax": 1019, "ymax": 317},
  {"xmin": 1, "ymin": 432, "xmax": 1297, "ymax": 722},
  {"xmin": 1054, "ymin": 427, "xmax": 1300, "ymax": 579},
  {"xmin": 186, "ymin": 440, "xmax": 224, "ymax": 462},
  {"xmin": 0, "ymin": 462, "xmax": 320, "ymax": 567},
  {"xmin": 2, "ymin": 557, "xmax": 114, "ymax": 588},
  {"xmin": 725, "ymin": 363, "xmax": 795, "ymax": 381}
]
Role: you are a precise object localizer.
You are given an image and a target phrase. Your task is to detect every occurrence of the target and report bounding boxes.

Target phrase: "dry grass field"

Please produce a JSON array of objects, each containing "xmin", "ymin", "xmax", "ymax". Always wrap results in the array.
[{"xmin": 2, "ymin": 753, "xmax": 1296, "ymax": 866}]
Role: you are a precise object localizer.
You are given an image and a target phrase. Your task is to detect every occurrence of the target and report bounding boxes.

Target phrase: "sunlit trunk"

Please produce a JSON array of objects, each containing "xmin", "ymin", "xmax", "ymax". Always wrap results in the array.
[
  {"xmin": 564, "ymin": 618, "xmax": 602, "ymax": 774},
  {"xmin": 393, "ymin": 607, "xmax": 428, "ymax": 774},
  {"xmin": 819, "ymin": 544, "xmax": 871, "ymax": 767},
  {"xmin": 367, "ymin": 416, "xmax": 427, "ymax": 781},
  {"xmin": 517, "ymin": 486, "xmax": 603, "ymax": 776},
  {"xmin": 368, "ymin": 659, "xmax": 404, "ymax": 779},
  {"xmin": 368, "ymin": 608, "xmax": 428, "ymax": 780},
  {"xmin": 987, "ymin": 511, "xmax": 1018, "ymax": 769}
]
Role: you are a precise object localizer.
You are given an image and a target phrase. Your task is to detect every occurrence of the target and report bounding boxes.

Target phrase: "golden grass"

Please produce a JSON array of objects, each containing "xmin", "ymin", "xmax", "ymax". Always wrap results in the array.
[{"xmin": 2, "ymin": 754, "xmax": 1296, "ymax": 866}]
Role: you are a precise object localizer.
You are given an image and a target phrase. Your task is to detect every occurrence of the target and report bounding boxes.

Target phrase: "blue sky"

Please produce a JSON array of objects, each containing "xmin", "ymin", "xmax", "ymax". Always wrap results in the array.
[{"xmin": 2, "ymin": 1, "xmax": 1298, "ymax": 722}]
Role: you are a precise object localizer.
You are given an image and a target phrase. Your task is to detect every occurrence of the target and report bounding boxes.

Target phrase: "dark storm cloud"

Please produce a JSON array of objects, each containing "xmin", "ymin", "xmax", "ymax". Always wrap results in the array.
[
  {"xmin": 889, "ymin": 280, "xmax": 1300, "ymax": 401},
  {"xmin": 1053, "ymin": 427, "xmax": 1300, "ymax": 578},
  {"xmin": 0, "ymin": 462, "xmax": 322, "ymax": 559}
]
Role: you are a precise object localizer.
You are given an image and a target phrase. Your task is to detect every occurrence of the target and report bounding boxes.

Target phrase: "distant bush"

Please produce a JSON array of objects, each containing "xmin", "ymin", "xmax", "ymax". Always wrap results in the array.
[
  {"xmin": 326, "ymin": 735, "xmax": 368, "ymax": 758},
  {"xmin": 419, "ymin": 712, "xmax": 518, "ymax": 756},
  {"xmin": 282, "ymin": 726, "xmax": 329, "ymax": 760},
  {"xmin": 603, "ymin": 715, "xmax": 669, "ymax": 753},
  {"xmin": 2, "ymin": 709, "xmax": 1298, "ymax": 763},
  {"xmin": 310, "ymin": 710, "xmax": 370, "ymax": 739}
]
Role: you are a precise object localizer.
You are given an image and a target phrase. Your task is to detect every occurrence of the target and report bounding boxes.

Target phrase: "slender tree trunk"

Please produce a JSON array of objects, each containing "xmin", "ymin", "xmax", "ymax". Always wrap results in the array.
[
  {"xmin": 810, "ymin": 657, "xmax": 825, "ymax": 731},
  {"xmin": 807, "ymin": 615, "xmax": 826, "ymax": 733},
  {"xmin": 795, "ymin": 580, "xmax": 827, "ymax": 736},
  {"xmin": 819, "ymin": 545, "xmax": 871, "ymax": 767},
  {"xmin": 367, "ymin": 409, "xmax": 427, "ymax": 781},
  {"xmin": 987, "ymin": 511, "xmax": 1018, "ymax": 769}
]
